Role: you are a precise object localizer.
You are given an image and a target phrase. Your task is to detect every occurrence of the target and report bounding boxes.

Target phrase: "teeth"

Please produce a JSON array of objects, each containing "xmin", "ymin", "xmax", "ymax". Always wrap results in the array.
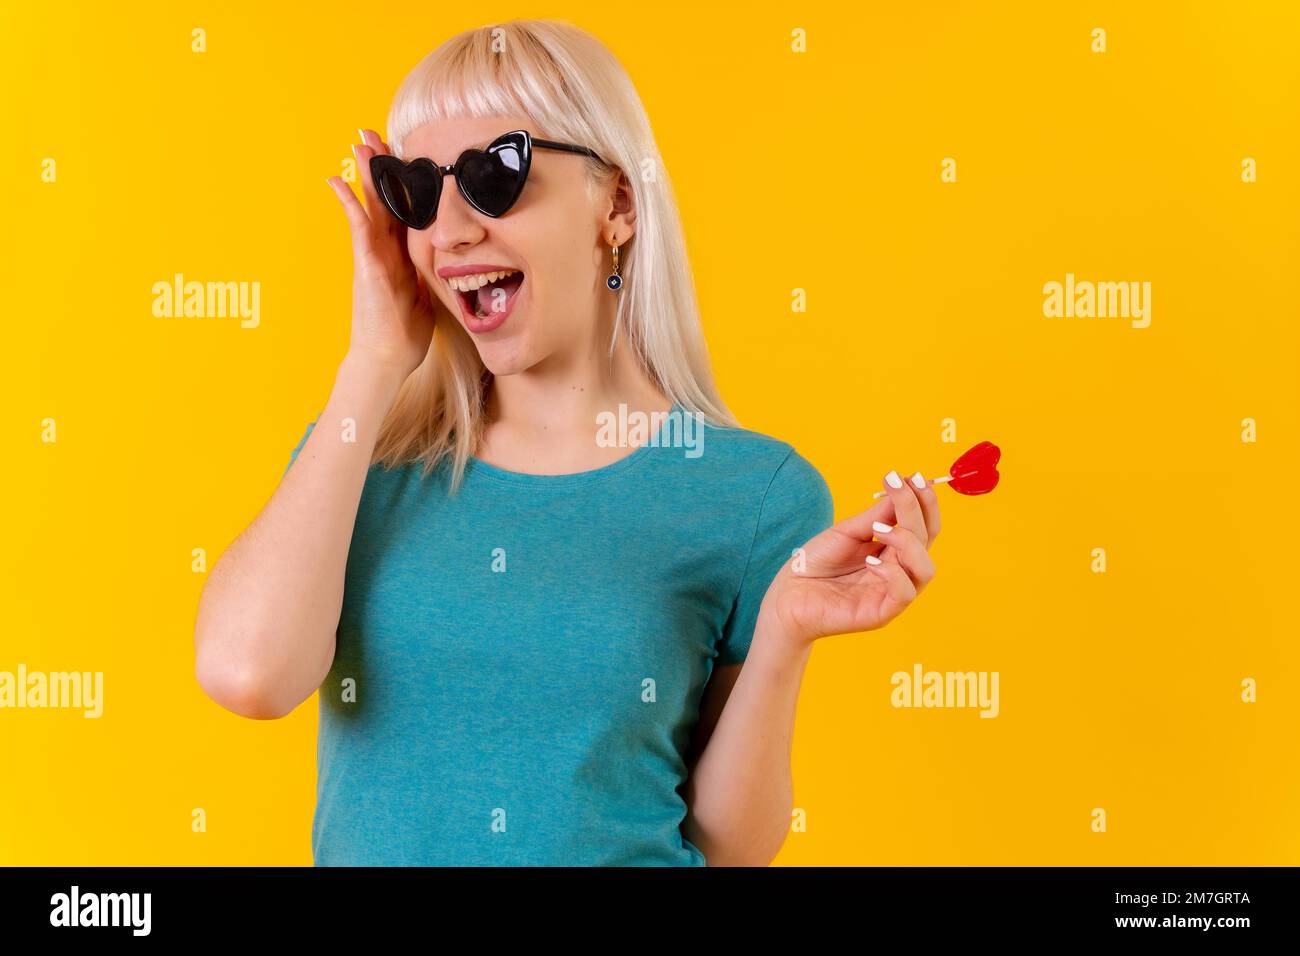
[{"xmin": 448, "ymin": 269, "xmax": 518, "ymax": 293}]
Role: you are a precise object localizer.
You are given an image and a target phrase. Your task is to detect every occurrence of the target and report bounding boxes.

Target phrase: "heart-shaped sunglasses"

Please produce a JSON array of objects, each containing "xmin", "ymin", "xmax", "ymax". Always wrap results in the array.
[{"xmin": 368, "ymin": 129, "xmax": 607, "ymax": 229}]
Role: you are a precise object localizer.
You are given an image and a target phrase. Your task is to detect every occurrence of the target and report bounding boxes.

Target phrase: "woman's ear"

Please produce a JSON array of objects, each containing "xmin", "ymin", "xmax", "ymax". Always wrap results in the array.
[{"xmin": 603, "ymin": 167, "xmax": 637, "ymax": 245}]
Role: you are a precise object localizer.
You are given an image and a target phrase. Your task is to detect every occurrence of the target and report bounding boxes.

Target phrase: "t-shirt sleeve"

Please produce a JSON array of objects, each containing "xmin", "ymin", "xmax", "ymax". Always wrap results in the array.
[
  {"xmin": 715, "ymin": 447, "xmax": 835, "ymax": 667},
  {"xmin": 281, "ymin": 415, "xmax": 321, "ymax": 479}
]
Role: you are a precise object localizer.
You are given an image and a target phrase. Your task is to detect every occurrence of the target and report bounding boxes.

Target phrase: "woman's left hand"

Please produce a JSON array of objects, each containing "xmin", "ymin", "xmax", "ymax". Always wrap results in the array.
[{"xmin": 758, "ymin": 469, "xmax": 941, "ymax": 650}]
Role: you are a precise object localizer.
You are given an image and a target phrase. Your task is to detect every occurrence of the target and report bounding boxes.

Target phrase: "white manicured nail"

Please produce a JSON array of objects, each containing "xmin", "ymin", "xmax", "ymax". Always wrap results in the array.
[
  {"xmin": 865, "ymin": 554, "xmax": 883, "ymax": 565},
  {"xmin": 885, "ymin": 470, "xmax": 903, "ymax": 488},
  {"xmin": 872, "ymin": 521, "xmax": 893, "ymax": 534},
  {"xmin": 911, "ymin": 471, "xmax": 926, "ymax": 489}
]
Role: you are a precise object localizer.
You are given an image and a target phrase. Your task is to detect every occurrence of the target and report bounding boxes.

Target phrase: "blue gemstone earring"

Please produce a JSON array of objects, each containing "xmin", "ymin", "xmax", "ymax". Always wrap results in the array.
[{"xmin": 606, "ymin": 242, "xmax": 622, "ymax": 291}]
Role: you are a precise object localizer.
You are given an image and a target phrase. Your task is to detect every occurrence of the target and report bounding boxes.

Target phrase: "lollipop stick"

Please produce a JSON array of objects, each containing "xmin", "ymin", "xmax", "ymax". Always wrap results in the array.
[{"xmin": 871, "ymin": 473, "xmax": 960, "ymax": 499}]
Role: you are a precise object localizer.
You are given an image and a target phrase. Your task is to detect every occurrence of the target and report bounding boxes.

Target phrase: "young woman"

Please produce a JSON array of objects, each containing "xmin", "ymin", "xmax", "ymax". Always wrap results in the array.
[{"xmin": 194, "ymin": 19, "xmax": 940, "ymax": 867}]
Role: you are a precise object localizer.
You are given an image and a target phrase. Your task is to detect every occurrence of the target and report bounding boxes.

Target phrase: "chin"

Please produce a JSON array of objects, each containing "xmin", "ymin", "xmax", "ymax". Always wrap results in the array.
[{"xmin": 473, "ymin": 337, "xmax": 539, "ymax": 377}]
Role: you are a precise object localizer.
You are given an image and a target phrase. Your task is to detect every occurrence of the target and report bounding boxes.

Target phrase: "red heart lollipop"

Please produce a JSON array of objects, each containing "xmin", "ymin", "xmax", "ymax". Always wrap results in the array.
[
  {"xmin": 947, "ymin": 441, "xmax": 1001, "ymax": 495},
  {"xmin": 872, "ymin": 440, "xmax": 1002, "ymax": 498}
]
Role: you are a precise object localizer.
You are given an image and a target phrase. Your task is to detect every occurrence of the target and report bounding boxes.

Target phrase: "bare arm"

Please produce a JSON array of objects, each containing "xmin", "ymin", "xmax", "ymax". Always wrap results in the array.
[
  {"xmin": 193, "ymin": 352, "xmax": 405, "ymax": 719},
  {"xmin": 680, "ymin": 605, "xmax": 812, "ymax": 866},
  {"xmin": 194, "ymin": 126, "xmax": 440, "ymax": 720}
]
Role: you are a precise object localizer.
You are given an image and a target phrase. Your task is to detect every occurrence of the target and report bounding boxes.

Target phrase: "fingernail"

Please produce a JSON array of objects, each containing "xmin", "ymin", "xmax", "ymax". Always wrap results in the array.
[
  {"xmin": 871, "ymin": 520, "xmax": 893, "ymax": 535},
  {"xmin": 358, "ymin": 128, "xmax": 367, "ymax": 142},
  {"xmin": 910, "ymin": 471, "xmax": 926, "ymax": 489},
  {"xmin": 865, "ymin": 554, "xmax": 883, "ymax": 565},
  {"xmin": 885, "ymin": 469, "xmax": 903, "ymax": 489},
  {"xmin": 350, "ymin": 143, "xmax": 359, "ymax": 159}
]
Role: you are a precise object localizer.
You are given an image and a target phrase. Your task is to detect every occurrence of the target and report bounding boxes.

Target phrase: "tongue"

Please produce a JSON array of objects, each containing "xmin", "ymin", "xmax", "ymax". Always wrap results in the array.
[{"xmin": 475, "ymin": 272, "xmax": 524, "ymax": 314}]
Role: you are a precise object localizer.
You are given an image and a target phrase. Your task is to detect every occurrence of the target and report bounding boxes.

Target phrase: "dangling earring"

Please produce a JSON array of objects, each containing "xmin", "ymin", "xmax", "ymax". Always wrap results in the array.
[{"xmin": 605, "ymin": 241, "xmax": 623, "ymax": 292}]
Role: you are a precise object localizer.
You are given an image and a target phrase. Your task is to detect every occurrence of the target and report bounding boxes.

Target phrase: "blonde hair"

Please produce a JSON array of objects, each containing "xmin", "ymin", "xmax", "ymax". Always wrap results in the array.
[{"xmin": 369, "ymin": 18, "xmax": 738, "ymax": 489}]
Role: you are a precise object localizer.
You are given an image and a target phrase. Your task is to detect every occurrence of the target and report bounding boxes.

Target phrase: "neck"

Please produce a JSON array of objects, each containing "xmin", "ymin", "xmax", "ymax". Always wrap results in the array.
[
  {"xmin": 490, "ymin": 281, "xmax": 669, "ymax": 428},
  {"xmin": 486, "ymin": 333, "xmax": 669, "ymax": 434}
]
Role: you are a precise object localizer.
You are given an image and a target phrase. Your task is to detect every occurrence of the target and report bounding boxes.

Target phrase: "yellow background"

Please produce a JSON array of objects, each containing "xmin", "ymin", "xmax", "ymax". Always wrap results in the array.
[{"xmin": 2, "ymin": 1, "xmax": 1297, "ymax": 865}]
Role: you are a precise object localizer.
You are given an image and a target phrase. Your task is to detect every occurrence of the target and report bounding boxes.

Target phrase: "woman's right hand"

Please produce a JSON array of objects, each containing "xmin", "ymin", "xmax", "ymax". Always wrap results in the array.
[{"xmin": 326, "ymin": 128, "xmax": 439, "ymax": 380}]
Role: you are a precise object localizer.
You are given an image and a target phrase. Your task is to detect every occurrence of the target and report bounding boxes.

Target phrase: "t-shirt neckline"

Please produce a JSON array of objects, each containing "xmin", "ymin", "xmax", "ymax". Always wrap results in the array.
[{"xmin": 462, "ymin": 400, "xmax": 687, "ymax": 487}]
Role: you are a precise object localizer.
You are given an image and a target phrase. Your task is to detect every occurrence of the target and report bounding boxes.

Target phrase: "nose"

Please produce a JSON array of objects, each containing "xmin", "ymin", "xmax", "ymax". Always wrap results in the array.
[{"xmin": 427, "ymin": 174, "xmax": 487, "ymax": 250}]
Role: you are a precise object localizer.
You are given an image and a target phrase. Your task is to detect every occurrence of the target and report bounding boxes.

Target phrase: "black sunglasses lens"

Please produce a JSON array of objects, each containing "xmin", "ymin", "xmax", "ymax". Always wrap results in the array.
[
  {"xmin": 458, "ymin": 145, "xmax": 526, "ymax": 216},
  {"xmin": 376, "ymin": 161, "xmax": 440, "ymax": 227}
]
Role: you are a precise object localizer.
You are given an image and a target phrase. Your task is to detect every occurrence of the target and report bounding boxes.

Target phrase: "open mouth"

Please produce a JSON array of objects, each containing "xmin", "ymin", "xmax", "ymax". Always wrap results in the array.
[{"xmin": 449, "ymin": 270, "xmax": 526, "ymax": 320}]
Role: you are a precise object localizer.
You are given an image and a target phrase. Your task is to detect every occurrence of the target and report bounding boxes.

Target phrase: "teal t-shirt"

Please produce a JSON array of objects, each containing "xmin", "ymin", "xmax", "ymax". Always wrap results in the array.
[{"xmin": 282, "ymin": 404, "xmax": 833, "ymax": 866}]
